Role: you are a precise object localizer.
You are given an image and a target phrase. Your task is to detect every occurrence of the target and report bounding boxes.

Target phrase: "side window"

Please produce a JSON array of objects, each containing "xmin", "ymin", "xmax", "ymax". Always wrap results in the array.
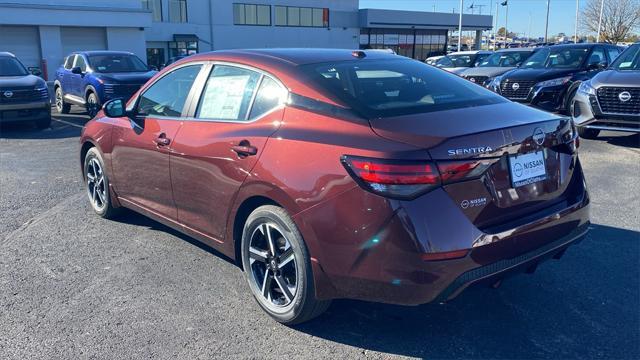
[
  {"xmin": 196, "ymin": 65, "xmax": 260, "ymax": 121},
  {"xmin": 64, "ymin": 56, "xmax": 75, "ymax": 70},
  {"xmin": 74, "ymin": 55, "xmax": 87, "ymax": 72},
  {"xmin": 249, "ymin": 77, "xmax": 287, "ymax": 119},
  {"xmin": 606, "ymin": 47, "xmax": 621, "ymax": 63},
  {"xmin": 588, "ymin": 47, "xmax": 606, "ymax": 66},
  {"xmin": 137, "ymin": 64, "xmax": 202, "ymax": 117}
]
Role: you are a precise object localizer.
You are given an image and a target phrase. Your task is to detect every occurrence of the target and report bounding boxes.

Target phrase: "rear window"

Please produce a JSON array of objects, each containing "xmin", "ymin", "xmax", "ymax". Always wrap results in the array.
[{"xmin": 301, "ymin": 59, "xmax": 506, "ymax": 118}]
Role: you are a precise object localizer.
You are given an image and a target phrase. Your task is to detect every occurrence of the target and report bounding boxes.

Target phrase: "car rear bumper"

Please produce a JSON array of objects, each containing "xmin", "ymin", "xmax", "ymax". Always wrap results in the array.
[
  {"xmin": 297, "ymin": 166, "xmax": 590, "ymax": 305},
  {"xmin": 0, "ymin": 101, "xmax": 51, "ymax": 123},
  {"xmin": 572, "ymin": 91, "xmax": 640, "ymax": 133}
]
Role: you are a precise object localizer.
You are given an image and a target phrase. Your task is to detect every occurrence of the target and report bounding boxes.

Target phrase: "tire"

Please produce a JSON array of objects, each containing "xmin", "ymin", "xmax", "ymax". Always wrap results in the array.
[
  {"xmin": 35, "ymin": 116, "xmax": 51, "ymax": 130},
  {"xmin": 86, "ymin": 92, "xmax": 100, "ymax": 118},
  {"xmin": 577, "ymin": 126, "xmax": 600, "ymax": 139},
  {"xmin": 55, "ymin": 87, "xmax": 71, "ymax": 114},
  {"xmin": 83, "ymin": 147, "xmax": 121, "ymax": 219},
  {"xmin": 241, "ymin": 205, "xmax": 331, "ymax": 325}
]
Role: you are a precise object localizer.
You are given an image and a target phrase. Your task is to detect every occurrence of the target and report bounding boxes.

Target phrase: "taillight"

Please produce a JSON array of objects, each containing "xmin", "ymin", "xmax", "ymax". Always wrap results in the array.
[
  {"xmin": 341, "ymin": 155, "xmax": 440, "ymax": 200},
  {"xmin": 437, "ymin": 159, "xmax": 495, "ymax": 185}
]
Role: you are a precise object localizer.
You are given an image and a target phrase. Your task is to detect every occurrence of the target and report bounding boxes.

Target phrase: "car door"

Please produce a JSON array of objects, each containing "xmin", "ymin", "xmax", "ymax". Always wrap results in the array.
[
  {"xmin": 69, "ymin": 54, "xmax": 88, "ymax": 98},
  {"xmin": 59, "ymin": 55, "xmax": 75, "ymax": 95},
  {"xmin": 170, "ymin": 64, "xmax": 288, "ymax": 243},
  {"xmin": 110, "ymin": 63, "xmax": 204, "ymax": 220}
]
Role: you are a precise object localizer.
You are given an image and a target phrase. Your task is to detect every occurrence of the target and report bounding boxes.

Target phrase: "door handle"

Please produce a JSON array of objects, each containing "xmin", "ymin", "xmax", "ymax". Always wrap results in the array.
[
  {"xmin": 155, "ymin": 133, "xmax": 171, "ymax": 146},
  {"xmin": 232, "ymin": 142, "xmax": 258, "ymax": 157}
]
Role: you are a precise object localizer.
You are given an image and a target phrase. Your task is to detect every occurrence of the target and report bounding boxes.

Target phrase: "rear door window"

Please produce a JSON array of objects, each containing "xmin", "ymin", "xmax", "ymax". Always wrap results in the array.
[{"xmin": 195, "ymin": 65, "xmax": 261, "ymax": 121}]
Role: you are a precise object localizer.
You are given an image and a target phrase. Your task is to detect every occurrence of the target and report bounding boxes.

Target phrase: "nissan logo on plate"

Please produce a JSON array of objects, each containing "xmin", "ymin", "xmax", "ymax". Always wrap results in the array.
[
  {"xmin": 618, "ymin": 91, "xmax": 632, "ymax": 102},
  {"xmin": 532, "ymin": 127, "xmax": 545, "ymax": 145},
  {"xmin": 512, "ymin": 83, "xmax": 520, "ymax": 91},
  {"xmin": 3, "ymin": 91, "xmax": 13, "ymax": 98}
]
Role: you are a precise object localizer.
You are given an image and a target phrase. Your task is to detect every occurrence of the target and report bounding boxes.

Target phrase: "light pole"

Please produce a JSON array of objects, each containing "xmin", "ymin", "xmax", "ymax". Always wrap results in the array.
[
  {"xmin": 458, "ymin": 0, "xmax": 463, "ymax": 51},
  {"xmin": 495, "ymin": 2, "xmax": 500, "ymax": 50},
  {"xmin": 596, "ymin": 0, "xmax": 604, "ymax": 42},
  {"xmin": 544, "ymin": 0, "xmax": 551, "ymax": 43},
  {"xmin": 504, "ymin": 1, "xmax": 509, "ymax": 48},
  {"xmin": 574, "ymin": 0, "xmax": 579, "ymax": 43}
]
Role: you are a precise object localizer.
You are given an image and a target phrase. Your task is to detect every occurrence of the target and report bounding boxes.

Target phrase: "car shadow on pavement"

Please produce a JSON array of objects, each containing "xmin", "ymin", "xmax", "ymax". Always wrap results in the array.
[
  {"xmin": 294, "ymin": 224, "xmax": 640, "ymax": 359},
  {"xmin": 597, "ymin": 132, "xmax": 640, "ymax": 149},
  {"xmin": 111, "ymin": 209, "xmax": 236, "ymax": 266}
]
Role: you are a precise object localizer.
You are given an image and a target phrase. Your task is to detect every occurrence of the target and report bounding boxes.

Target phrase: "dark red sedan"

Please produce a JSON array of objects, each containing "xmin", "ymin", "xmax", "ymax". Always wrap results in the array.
[{"xmin": 80, "ymin": 49, "xmax": 590, "ymax": 324}]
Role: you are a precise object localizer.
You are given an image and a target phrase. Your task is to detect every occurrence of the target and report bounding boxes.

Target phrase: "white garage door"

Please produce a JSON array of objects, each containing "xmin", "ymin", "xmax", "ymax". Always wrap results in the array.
[
  {"xmin": 0, "ymin": 25, "xmax": 41, "ymax": 70},
  {"xmin": 61, "ymin": 27, "xmax": 106, "ymax": 56}
]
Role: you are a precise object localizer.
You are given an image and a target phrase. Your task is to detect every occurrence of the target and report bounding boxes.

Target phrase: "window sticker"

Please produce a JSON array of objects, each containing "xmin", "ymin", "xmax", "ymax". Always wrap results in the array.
[{"xmin": 199, "ymin": 75, "xmax": 250, "ymax": 120}]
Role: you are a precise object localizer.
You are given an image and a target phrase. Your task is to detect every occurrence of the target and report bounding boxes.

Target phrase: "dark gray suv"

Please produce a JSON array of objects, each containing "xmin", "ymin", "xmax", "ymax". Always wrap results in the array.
[
  {"xmin": 0, "ymin": 52, "xmax": 51, "ymax": 129},
  {"xmin": 572, "ymin": 43, "xmax": 639, "ymax": 139}
]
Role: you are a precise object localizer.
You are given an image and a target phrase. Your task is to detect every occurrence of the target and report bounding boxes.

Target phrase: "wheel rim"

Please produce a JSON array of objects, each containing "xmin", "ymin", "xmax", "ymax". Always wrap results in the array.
[
  {"xmin": 87, "ymin": 95, "xmax": 98, "ymax": 116},
  {"xmin": 55, "ymin": 89, "xmax": 63, "ymax": 111},
  {"xmin": 86, "ymin": 157, "xmax": 107, "ymax": 211},
  {"xmin": 248, "ymin": 222, "xmax": 297, "ymax": 308}
]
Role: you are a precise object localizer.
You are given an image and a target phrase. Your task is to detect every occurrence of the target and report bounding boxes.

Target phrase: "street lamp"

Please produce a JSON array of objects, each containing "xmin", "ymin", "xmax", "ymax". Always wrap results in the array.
[
  {"xmin": 596, "ymin": 0, "xmax": 604, "ymax": 42},
  {"xmin": 458, "ymin": 0, "xmax": 463, "ymax": 51}
]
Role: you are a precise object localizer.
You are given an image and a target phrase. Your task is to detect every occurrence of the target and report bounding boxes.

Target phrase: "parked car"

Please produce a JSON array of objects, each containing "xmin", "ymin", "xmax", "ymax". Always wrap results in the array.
[
  {"xmin": 81, "ymin": 49, "xmax": 589, "ymax": 325},
  {"xmin": 0, "ymin": 52, "xmax": 51, "ymax": 129},
  {"xmin": 460, "ymin": 48, "xmax": 539, "ymax": 87},
  {"xmin": 54, "ymin": 51, "xmax": 156, "ymax": 118},
  {"xmin": 572, "ymin": 42, "xmax": 640, "ymax": 139},
  {"xmin": 425, "ymin": 55, "xmax": 445, "ymax": 65},
  {"xmin": 489, "ymin": 43, "xmax": 623, "ymax": 114},
  {"xmin": 435, "ymin": 50, "xmax": 493, "ymax": 74}
]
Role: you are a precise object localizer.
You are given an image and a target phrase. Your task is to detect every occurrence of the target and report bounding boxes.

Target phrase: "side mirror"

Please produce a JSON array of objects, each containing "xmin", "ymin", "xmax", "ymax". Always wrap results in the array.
[
  {"xmin": 103, "ymin": 98, "xmax": 126, "ymax": 118},
  {"xmin": 71, "ymin": 66, "xmax": 83, "ymax": 75},
  {"xmin": 29, "ymin": 67, "xmax": 42, "ymax": 76}
]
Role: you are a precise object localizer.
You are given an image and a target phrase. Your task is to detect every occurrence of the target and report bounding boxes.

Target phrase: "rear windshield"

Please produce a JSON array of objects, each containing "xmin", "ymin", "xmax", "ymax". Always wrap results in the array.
[
  {"xmin": 479, "ymin": 51, "xmax": 534, "ymax": 67},
  {"xmin": 521, "ymin": 47, "xmax": 589, "ymax": 69},
  {"xmin": 611, "ymin": 44, "xmax": 640, "ymax": 71},
  {"xmin": 87, "ymin": 54, "xmax": 148, "ymax": 73},
  {"xmin": 0, "ymin": 57, "xmax": 28, "ymax": 76},
  {"xmin": 301, "ymin": 59, "xmax": 506, "ymax": 118}
]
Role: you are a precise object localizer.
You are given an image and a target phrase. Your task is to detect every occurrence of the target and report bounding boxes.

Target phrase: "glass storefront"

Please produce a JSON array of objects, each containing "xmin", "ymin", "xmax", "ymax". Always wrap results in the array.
[{"xmin": 359, "ymin": 28, "xmax": 448, "ymax": 60}]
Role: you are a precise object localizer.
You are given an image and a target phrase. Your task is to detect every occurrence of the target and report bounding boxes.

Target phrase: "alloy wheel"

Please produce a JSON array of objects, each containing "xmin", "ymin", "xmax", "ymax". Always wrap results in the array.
[
  {"xmin": 86, "ymin": 157, "xmax": 107, "ymax": 211},
  {"xmin": 87, "ymin": 94, "xmax": 98, "ymax": 117},
  {"xmin": 55, "ymin": 89, "xmax": 63, "ymax": 112},
  {"xmin": 248, "ymin": 222, "xmax": 297, "ymax": 308}
]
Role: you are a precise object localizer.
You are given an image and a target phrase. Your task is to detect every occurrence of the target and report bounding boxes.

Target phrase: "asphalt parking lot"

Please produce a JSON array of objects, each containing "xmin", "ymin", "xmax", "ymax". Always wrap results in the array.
[{"xmin": 1, "ymin": 107, "xmax": 639, "ymax": 359}]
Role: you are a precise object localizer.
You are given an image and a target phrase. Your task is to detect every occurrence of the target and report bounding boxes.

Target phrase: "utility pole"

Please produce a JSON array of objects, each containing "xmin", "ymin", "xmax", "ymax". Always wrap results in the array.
[
  {"xmin": 458, "ymin": 0, "xmax": 464, "ymax": 51},
  {"xmin": 544, "ymin": 0, "xmax": 551, "ymax": 43},
  {"xmin": 528, "ymin": 12, "xmax": 532, "ymax": 42},
  {"xmin": 504, "ymin": 2, "xmax": 509, "ymax": 47},
  {"xmin": 495, "ymin": 2, "xmax": 500, "ymax": 50},
  {"xmin": 596, "ymin": 0, "xmax": 604, "ymax": 42},
  {"xmin": 574, "ymin": 0, "xmax": 579, "ymax": 43}
]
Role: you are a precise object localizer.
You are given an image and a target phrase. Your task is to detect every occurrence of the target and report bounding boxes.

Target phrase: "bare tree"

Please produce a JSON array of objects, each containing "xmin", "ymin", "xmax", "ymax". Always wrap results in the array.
[{"xmin": 580, "ymin": 0, "xmax": 640, "ymax": 43}]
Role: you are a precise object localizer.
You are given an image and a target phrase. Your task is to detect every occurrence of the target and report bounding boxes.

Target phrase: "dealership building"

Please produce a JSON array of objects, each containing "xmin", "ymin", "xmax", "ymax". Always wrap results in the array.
[{"xmin": 0, "ymin": 0, "xmax": 492, "ymax": 81}]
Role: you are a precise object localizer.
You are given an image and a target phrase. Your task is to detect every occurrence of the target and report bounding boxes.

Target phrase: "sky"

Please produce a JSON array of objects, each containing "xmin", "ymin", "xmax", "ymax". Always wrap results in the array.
[{"xmin": 359, "ymin": 0, "xmax": 590, "ymax": 39}]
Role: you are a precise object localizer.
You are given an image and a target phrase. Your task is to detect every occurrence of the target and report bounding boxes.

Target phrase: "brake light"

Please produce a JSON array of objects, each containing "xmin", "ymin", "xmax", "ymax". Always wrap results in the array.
[
  {"xmin": 437, "ymin": 159, "xmax": 495, "ymax": 185},
  {"xmin": 341, "ymin": 155, "xmax": 440, "ymax": 199}
]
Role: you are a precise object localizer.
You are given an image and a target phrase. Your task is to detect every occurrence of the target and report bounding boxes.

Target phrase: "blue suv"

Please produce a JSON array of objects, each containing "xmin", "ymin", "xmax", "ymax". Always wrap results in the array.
[{"xmin": 54, "ymin": 51, "xmax": 156, "ymax": 117}]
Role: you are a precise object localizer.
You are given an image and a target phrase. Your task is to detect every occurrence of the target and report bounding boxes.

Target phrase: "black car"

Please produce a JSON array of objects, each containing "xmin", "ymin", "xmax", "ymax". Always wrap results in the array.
[
  {"xmin": 0, "ymin": 52, "xmax": 51, "ymax": 129},
  {"xmin": 490, "ymin": 43, "xmax": 623, "ymax": 114}
]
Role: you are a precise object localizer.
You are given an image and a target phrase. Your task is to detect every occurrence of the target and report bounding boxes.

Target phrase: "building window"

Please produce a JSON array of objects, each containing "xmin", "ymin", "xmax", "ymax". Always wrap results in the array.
[
  {"xmin": 142, "ymin": 0, "xmax": 162, "ymax": 22},
  {"xmin": 274, "ymin": 6, "xmax": 328, "ymax": 27},
  {"xmin": 233, "ymin": 4, "xmax": 271, "ymax": 26},
  {"xmin": 169, "ymin": 40, "xmax": 198, "ymax": 57},
  {"xmin": 169, "ymin": 0, "xmax": 188, "ymax": 23}
]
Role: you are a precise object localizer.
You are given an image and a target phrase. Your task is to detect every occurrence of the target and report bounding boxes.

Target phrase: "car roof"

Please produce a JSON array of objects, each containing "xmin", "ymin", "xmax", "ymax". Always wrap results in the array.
[
  {"xmin": 497, "ymin": 47, "xmax": 536, "ymax": 53},
  {"xmin": 71, "ymin": 50, "xmax": 135, "ymax": 56},
  {"xmin": 448, "ymin": 50, "xmax": 485, "ymax": 55},
  {"xmin": 547, "ymin": 43, "xmax": 607, "ymax": 50},
  {"xmin": 0, "ymin": 51, "xmax": 16, "ymax": 57},
  {"xmin": 188, "ymin": 48, "xmax": 400, "ymax": 67}
]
